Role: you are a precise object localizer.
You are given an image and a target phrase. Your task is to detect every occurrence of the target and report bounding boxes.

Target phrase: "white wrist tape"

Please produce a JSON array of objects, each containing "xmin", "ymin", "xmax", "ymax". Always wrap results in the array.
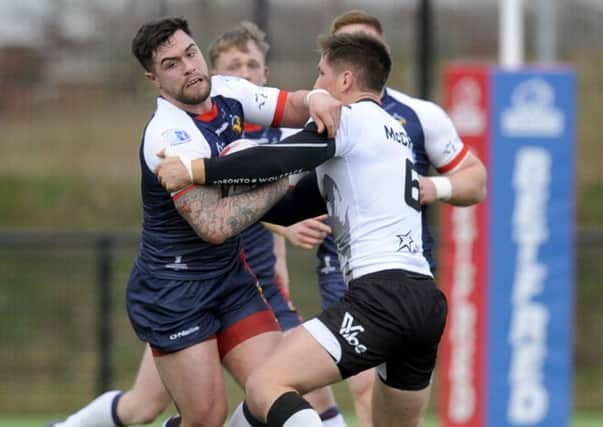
[
  {"xmin": 429, "ymin": 176, "xmax": 452, "ymax": 200},
  {"xmin": 164, "ymin": 147, "xmax": 194, "ymax": 183},
  {"xmin": 304, "ymin": 88, "xmax": 330, "ymax": 107}
]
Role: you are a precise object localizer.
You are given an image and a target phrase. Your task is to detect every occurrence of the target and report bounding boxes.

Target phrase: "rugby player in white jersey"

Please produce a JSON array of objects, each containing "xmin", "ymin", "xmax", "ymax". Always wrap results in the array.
[
  {"xmin": 319, "ymin": 10, "xmax": 487, "ymax": 426},
  {"xmin": 157, "ymin": 32, "xmax": 450, "ymax": 427}
]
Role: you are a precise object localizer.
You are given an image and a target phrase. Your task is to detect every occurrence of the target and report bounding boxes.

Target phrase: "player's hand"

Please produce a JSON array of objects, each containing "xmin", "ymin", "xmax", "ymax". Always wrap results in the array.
[
  {"xmin": 283, "ymin": 214, "xmax": 332, "ymax": 250},
  {"xmin": 155, "ymin": 149, "xmax": 194, "ymax": 192},
  {"xmin": 307, "ymin": 90, "xmax": 342, "ymax": 138},
  {"xmin": 418, "ymin": 175, "xmax": 438, "ymax": 205}
]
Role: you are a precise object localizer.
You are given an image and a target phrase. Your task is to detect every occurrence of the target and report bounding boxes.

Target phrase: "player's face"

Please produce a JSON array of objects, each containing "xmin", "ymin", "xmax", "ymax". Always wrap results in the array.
[
  {"xmin": 313, "ymin": 55, "xmax": 341, "ymax": 99},
  {"xmin": 147, "ymin": 29, "xmax": 211, "ymax": 106},
  {"xmin": 334, "ymin": 23, "xmax": 385, "ymax": 44},
  {"xmin": 212, "ymin": 41, "xmax": 268, "ymax": 86}
]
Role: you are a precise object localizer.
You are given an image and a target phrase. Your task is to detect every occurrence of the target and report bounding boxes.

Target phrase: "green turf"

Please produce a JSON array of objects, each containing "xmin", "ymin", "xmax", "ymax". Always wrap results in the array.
[
  {"xmin": 0, "ymin": 413, "xmax": 410, "ymax": 427},
  {"xmin": 5, "ymin": 412, "xmax": 603, "ymax": 427}
]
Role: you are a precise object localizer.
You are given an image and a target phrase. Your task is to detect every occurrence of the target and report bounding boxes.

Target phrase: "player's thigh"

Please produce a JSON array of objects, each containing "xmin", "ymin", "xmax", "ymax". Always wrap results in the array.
[
  {"xmin": 222, "ymin": 330, "xmax": 282, "ymax": 388},
  {"xmin": 153, "ymin": 339, "xmax": 227, "ymax": 422},
  {"xmin": 372, "ymin": 380, "xmax": 431, "ymax": 427},
  {"xmin": 249, "ymin": 325, "xmax": 342, "ymax": 396}
]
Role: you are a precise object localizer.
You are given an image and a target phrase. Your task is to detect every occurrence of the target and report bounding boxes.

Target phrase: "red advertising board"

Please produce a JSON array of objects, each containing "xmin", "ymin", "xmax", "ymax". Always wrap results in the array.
[{"xmin": 439, "ymin": 65, "xmax": 490, "ymax": 427}]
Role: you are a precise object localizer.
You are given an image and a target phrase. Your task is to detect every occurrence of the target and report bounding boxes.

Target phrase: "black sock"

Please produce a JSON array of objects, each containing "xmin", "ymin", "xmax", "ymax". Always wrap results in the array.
[
  {"xmin": 243, "ymin": 401, "xmax": 268, "ymax": 427},
  {"xmin": 266, "ymin": 391, "xmax": 313, "ymax": 427}
]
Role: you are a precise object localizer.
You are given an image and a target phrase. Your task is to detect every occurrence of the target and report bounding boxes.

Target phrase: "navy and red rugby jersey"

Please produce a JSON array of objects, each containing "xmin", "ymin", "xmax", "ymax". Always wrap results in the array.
[{"xmin": 135, "ymin": 75, "xmax": 287, "ymax": 280}]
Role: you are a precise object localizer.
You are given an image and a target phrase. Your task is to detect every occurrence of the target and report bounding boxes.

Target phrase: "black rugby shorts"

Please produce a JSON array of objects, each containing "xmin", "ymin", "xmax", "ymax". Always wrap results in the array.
[{"xmin": 308, "ymin": 269, "xmax": 447, "ymax": 390}]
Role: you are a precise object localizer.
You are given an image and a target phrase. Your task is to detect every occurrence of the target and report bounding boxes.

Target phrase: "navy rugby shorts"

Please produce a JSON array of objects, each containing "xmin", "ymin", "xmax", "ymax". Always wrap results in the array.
[
  {"xmin": 126, "ymin": 259, "xmax": 278, "ymax": 355},
  {"xmin": 316, "ymin": 235, "xmax": 347, "ymax": 310}
]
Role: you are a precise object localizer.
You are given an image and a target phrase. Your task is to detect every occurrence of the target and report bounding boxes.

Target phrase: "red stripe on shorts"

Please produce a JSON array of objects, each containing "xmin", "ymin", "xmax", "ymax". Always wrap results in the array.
[{"xmin": 217, "ymin": 310, "xmax": 279, "ymax": 358}]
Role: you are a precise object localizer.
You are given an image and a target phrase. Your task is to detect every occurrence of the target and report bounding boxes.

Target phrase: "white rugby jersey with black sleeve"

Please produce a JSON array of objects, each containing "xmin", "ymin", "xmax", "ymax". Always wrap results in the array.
[
  {"xmin": 136, "ymin": 75, "xmax": 288, "ymax": 280},
  {"xmin": 306, "ymin": 88, "xmax": 470, "ymax": 309},
  {"xmin": 203, "ymin": 99, "xmax": 433, "ymax": 282},
  {"xmin": 315, "ymin": 99, "xmax": 432, "ymax": 282}
]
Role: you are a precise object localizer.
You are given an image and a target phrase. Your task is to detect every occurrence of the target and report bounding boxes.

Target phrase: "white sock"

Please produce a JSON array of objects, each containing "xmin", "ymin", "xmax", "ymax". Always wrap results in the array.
[
  {"xmin": 53, "ymin": 390, "xmax": 122, "ymax": 427},
  {"xmin": 283, "ymin": 408, "xmax": 322, "ymax": 427},
  {"xmin": 227, "ymin": 401, "xmax": 266, "ymax": 427},
  {"xmin": 321, "ymin": 412, "xmax": 347, "ymax": 427}
]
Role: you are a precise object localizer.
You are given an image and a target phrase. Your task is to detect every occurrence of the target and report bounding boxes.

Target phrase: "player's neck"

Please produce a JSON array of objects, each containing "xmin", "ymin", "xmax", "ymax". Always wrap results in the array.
[
  {"xmin": 162, "ymin": 94, "xmax": 213, "ymax": 115},
  {"xmin": 349, "ymin": 91, "xmax": 381, "ymax": 105}
]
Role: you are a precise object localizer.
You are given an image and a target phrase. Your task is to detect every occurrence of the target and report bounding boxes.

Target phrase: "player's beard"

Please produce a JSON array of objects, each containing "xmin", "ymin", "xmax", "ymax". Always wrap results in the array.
[{"xmin": 176, "ymin": 74, "xmax": 212, "ymax": 106}]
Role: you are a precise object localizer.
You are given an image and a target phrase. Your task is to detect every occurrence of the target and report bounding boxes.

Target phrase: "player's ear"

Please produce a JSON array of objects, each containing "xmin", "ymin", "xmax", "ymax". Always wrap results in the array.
[
  {"xmin": 145, "ymin": 71, "xmax": 160, "ymax": 88},
  {"xmin": 340, "ymin": 70, "xmax": 353, "ymax": 93},
  {"xmin": 263, "ymin": 65, "xmax": 270, "ymax": 85}
]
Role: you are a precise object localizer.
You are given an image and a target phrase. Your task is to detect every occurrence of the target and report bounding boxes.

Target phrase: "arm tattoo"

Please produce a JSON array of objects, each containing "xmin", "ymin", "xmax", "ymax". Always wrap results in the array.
[{"xmin": 174, "ymin": 178, "xmax": 289, "ymax": 243}]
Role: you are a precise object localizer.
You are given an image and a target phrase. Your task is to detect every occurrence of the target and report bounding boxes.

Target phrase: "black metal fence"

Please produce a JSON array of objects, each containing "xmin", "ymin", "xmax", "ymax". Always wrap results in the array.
[{"xmin": 1, "ymin": 229, "xmax": 602, "ymax": 413}]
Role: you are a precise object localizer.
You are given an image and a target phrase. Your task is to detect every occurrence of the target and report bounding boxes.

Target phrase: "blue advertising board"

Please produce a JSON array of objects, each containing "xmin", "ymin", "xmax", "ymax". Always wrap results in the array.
[{"xmin": 488, "ymin": 69, "xmax": 576, "ymax": 427}]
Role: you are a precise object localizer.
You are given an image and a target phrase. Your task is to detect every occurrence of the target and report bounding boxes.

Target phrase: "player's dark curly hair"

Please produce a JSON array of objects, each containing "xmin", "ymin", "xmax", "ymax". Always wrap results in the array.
[
  {"xmin": 319, "ymin": 32, "xmax": 391, "ymax": 93},
  {"xmin": 131, "ymin": 17, "xmax": 192, "ymax": 71}
]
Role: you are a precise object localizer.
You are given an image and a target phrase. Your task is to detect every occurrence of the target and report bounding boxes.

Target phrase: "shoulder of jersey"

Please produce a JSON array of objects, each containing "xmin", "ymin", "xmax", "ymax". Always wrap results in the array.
[
  {"xmin": 385, "ymin": 86, "xmax": 445, "ymax": 118},
  {"xmin": 210, "ymin": 74, "xmax": 248, "ymax": 97},
  {"xmin": 146, "ymin": 98, "xmax": 193, "ymax": 135}
]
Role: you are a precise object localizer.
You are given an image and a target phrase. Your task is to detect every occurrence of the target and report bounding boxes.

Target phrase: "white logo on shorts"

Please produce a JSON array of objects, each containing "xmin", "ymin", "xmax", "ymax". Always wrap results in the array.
[
  {"xmin": 169, "ymin": 326, "xmax": 200, "ymax": 340},
  {"xmin": 339, "ymin": 312, "xmax": 367, "ymax": 354}
]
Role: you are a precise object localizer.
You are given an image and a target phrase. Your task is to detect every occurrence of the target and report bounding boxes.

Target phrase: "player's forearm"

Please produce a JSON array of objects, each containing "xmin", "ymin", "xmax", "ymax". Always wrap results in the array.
[
  {"xmin": 445, "ymin": 159, "xmax": 487, "ymax": 206},
  {"xmin": 174, "ymin": 180, "xmax": 289, "ymax": 244},
  {"xmin": 261, "ymin": 173, "xmax": 326, "ymax": 226},
  {"xmin": 193, "ymin": 126, "xmax": 333, "ymax": 186},
  {"xmin": 279, "ymin": 90, "xmax": 311, "ymax": 128}
]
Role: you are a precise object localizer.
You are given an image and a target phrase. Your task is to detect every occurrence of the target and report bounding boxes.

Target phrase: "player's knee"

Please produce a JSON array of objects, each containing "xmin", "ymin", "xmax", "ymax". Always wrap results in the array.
[
  {"xmin": 245, "ymin": 368, "xmax": 276, "ymax": 418},
  {"xmin": 185, "ymin": 399, "xmax": 228, "ymax": 427},
  {"xmin": 348, "ymin": 371, "xmax": 375, "ymax": 398},
  {"xmin": 135, "ymin": 394, "xmax": 170, "ymax": 424},
  {"xmin": 119, "ymin": 387, "xmax": 171, "ymax": 424},
  {"xmin": 303, "ymin": 386, "xmax": 336, "ymax": 412}
]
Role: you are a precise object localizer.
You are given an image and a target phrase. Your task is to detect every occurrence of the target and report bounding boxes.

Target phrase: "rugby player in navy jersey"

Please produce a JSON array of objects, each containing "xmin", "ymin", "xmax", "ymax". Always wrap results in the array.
[
  {"xmin": 46, "ymin": 17, "xmax": 344, "ymax": 427},
  {"xmin": 157, "ymin": 29, "xmax": 485, "ymax": 427},
  {"xmin": 129, "ymin": 16, "xmax": 345, "ymax": 427},
  {"xmin": 45, "ymin": 18, "xmax": 342, "ymax": 427}
]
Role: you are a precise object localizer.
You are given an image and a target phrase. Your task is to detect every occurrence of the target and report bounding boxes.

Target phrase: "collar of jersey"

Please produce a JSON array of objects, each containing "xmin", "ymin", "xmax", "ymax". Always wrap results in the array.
[
  {"xmin": 194, "ymin": 102, "xmax": 218, "ymax": 122},
  {"xmin": 243, "ymin": 122, "xmax": 263, "ymax": 133},
  {"xmin": 355, "ymin": 97, "xmax": 382, "ymax": 106}
]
